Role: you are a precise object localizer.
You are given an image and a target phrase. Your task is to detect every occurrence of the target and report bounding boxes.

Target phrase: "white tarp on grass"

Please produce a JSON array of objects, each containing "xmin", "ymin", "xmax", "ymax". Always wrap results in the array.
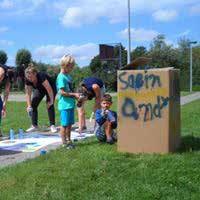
[{"xmin": 0, "ymin": 131, "xmax": 94, "ymax": 153}]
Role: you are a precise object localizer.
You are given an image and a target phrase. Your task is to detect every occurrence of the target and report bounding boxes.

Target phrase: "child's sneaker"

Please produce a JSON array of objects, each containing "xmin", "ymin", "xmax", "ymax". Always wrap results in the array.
[
  {"xmin": 62, "ymin": 144, "xmax": 67, "ymax": 148},
  {"xmin": 112, "ymin": 131, "xmax": 117, "ymax": 142},
  {"xmin": 66, "ymin": 142, "xmax": 75, "ymax": 150},
  {"xmin": 50, "ymin": 125, "xmax": 57, "ymax": 133},
  {"xmin": 106, "ymin": 138, "xmax": 115, "ymax": 145}
]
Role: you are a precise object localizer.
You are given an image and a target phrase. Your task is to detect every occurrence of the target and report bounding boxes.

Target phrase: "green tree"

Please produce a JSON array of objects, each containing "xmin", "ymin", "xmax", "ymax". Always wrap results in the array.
[
  {"xmin": 131, "ymin": 46, "xmax": 147, "ymax": 60},
  {"xmin": 0, "ymin": 50, "xmax": 8, "ymax": 64},
  {"xmin": 176, "ymin": 38, "xmax": 190, "ymax": 90},
  {"xmin": 148, "ymin": 34, "xmax": 179, "ymax": 68},
  {"xmin": 15, "ymin": 49, "xmax": 32, "ymax": 68},
  {"xmin": 71, "ymin": 65, "xmax": 92, "ymax": 90},
  {"xmin": 34, "ymin": 61, "xmax": 48, "ymax": 72},
  {"xmin": 90, "ymin": 55, "xmax": 102, "ymax": 74},
  {"xmin": 15, "ymin": 49, "xmax": 32, "ymax": 91},
  {"xmin": 188, "ymin": 44, "xmax": 200, "ymax": 90},
  {"xmin": 113, "ymin": 45, "xmax": 127, "ymax": 68}
]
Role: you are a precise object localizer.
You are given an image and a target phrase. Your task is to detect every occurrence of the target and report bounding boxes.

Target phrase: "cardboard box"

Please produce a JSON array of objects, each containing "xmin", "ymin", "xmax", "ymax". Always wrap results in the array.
[{"xmin": 117, "ymin": 68, "xmax": 180, "ymax": 153}]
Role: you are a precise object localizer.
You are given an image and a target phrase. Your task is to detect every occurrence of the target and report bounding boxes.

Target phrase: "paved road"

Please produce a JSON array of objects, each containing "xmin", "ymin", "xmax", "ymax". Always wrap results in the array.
[
  {"xmin": 8, "ymin": 92, "xmax": 200, "ymax": 105},
  {"xmin": 181, "ymin": 92, "xmax": 200, "ymax": 105}
]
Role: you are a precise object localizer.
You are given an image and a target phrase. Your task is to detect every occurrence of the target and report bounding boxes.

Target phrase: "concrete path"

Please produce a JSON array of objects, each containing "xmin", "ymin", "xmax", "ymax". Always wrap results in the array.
[
  {"xmin": 181, "ymin": 92, "xmax": 200, "ymax": 105},
  {"xmin": 8, "ymin": 92, "xmax": 200, "ymax": 105}
]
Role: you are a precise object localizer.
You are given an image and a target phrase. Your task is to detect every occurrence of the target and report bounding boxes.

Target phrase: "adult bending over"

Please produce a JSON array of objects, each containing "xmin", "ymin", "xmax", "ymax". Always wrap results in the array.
[
  {"xmin": 0, "ymin": 64, "xmax": 11, "ymax": 137},
  {"xmin": 25, "ymin": 64, "xmax": 57, "ymax": 133},
  {"xmin": 76, "ymin": 77, "xmax": 105, "ymax": 133}
]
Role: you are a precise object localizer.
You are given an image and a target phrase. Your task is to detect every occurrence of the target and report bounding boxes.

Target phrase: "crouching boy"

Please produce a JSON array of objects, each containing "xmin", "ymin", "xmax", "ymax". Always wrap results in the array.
[{"xmin": 94, "ymin": 94, "xmax": 117, "ymax": 144}]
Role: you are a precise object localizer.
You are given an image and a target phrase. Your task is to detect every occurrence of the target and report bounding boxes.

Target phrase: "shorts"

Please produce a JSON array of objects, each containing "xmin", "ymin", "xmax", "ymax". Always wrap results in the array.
[{"xmin": 60, "ymin": 109, "xmax": 74, "ymax": 127}]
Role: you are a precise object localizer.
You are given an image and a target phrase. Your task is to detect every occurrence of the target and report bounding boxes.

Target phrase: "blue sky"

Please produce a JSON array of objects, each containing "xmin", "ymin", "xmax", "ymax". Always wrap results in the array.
[{"xmin": 0, "ymin": 0, "xmax": 199, "ymax": 67}]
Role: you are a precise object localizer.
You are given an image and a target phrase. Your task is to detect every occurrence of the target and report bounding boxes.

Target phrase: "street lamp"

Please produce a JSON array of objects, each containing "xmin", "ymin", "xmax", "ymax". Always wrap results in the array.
[
  {"xmin": 189, "ymin": 41, "xmax": 197, "ymax": 92},
  {"xmin": 127, "ymin": 0, "xmax": 131, "ymax": 64}
]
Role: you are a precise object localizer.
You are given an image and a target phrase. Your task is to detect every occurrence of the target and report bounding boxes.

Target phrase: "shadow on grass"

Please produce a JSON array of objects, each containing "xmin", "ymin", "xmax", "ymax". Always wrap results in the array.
[{"xmin": 178, "ymin": 135, "xmax": 200, "ymax": 152}]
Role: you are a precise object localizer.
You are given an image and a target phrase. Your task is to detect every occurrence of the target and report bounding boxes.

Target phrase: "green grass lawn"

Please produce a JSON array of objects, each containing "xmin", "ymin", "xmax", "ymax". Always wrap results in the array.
[
  {"xmin": 1, "ymin": 98, "xmax": 200, "ymax": 199},
  {"xmin": 1, "ymin": 97, "xmax": 117, "ymax": 135}
]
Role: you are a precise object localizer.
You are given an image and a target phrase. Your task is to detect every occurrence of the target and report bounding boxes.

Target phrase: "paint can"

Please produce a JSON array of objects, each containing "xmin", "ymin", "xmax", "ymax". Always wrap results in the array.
[{"xmin": 40, "ymin": 149, "xmax": 47, "ymax": 155}]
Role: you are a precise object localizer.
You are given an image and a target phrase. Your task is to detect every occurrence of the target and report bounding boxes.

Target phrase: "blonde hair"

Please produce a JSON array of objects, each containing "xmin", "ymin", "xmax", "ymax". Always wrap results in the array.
[
  {"xmin": 25, "ymin": 63, "xmax": 38, "ymax": 77},
  {"xmin": 60, "ymin": 54, "xmax": 75, "ymax": 69}
]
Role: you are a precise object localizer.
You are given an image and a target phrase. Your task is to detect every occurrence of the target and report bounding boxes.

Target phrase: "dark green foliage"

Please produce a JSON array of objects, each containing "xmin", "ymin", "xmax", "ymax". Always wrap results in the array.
[
  {"xmin": 15, "ymin": 49, "xmax": 32, "ymax": 90},
  {"xmin": 148, "ymin": 35, "xmax": 179, "ymax": 68},
  {"xmin": 15, "ymin": 48, "xmax": 32, "ymax": 68},
  {"xmin": 71, "ymin": 65, "xmax": 92, "ymax": 90},
  {"xmin": 131, "ymin": 46, "xmax": 147, "ymax": 60},
  {"xmin": 0, "ymin": 50, "xmax": 7, "ymax": 64}
]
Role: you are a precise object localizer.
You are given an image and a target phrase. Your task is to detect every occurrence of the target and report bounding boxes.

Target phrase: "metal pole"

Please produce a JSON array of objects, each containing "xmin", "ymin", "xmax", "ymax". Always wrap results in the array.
[
  {"xmin": 190, "ymin": 44, "xmax": 192, "ymax": 92},
  {"xmin": 119, "ymin": 43, "xmax": 122, "ymax": 69},
  {"xmin": 127, "ymin": 0, "xmax": 131, "ymax": 64},
  {"xmin": 189, "ymin": 41, "xmax": 197, "ymax": 92}
]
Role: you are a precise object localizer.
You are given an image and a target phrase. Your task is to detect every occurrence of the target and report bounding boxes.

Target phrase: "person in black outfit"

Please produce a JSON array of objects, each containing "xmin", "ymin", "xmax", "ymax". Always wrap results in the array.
[
  {"xmin": 25, "ymin": 64, "xmax": 57, "ymax": 133},
  {"xmin": 76, "ymin": 77, "xmax": 105, "ymax": 133},
  {"xmin": 0, "ymin": 64, "xmax": 11, "ymax": 138}
]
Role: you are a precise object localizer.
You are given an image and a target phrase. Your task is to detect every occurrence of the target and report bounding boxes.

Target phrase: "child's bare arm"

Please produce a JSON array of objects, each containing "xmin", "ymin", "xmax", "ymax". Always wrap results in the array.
[{"xmin": 60, "ymin": 88, "xmax": 80, "ymax": 99}]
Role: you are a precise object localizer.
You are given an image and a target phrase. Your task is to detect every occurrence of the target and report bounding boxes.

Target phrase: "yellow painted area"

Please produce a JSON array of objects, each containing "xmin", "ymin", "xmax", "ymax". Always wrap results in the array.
[{"xmin": 118, "ymin": 88, "xmax": 168, "ymax": 102}]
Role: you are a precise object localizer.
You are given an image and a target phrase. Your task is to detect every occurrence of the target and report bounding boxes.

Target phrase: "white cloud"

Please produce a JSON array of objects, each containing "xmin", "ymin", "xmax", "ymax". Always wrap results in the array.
[
  {"xmin": 1, "ymin": 0, "xmax": 199, "ymax": 25},
  {"xmin": 0, "ymin": 0, "xmax": 14, "ymax": 9},
  {"xmin": 0, "ymin": 0, "xmax": 46, "ymax": 16},
  {"xmin": 178, "ymin": 30, "xmax": 191, "ymax": 37},
  {"xmin": 61, "ymin": 7, "xmax": 98, "ymax": 27},
  {"xmin": 0, "ymin": 26, "xmax": 9, "ymax": 33},
  {"xmin": 165, "ymin": 39, "xmax": 175, "ymax": 46},
  {"xmin": 60, "ymin": 1, "xmax": 127, "ymax": 27},
  {"xmin": 59, "ymin": 0, "xmax": 200, "ymax": 27},
  {"xmin": 34, "ymin": 43, "xmax": 98, "ymax": 66},
  {"xmin": 152, "ymin": 9, "xmax": 178, "ymax": 22},
  {"xmin": 190, "ymin": 3, "xmax": 200, "ymax": 15},
  {"xmin": 0, "ymin": 39, "xmax": 14, "ymax": 46},
  {"xmin": 119, "ymin": 28, "xmax": 159, "ymax": 42}
]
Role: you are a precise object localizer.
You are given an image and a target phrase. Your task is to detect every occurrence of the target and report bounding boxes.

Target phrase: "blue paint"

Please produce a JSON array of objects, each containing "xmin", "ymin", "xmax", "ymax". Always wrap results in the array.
[
  {"xmin": 118, "ymin": 71, "xmax": 129, "ymax": 90},
  {"xmin": 139, "ymin": 103, "xmax": 154, "ymax": 121},
  {"xmin": 121, "ymin": 96, "xmax": 169, "ymax": 122},
  {"xmin": 119, "ymin": 71, "xmax": 161, "ymax": 90},
  {"xmin": 121, "ymin": 97, "xmax": 139, "ymax": 120},
  {"xmin": 135, "ymin": 73, "xmax": 144, "ymax": 90},
  {"xmin": 128, "ymin": 75, "xmax": 135, "ymax": 89},
  {"xmin": 160, "ymin": 96, "xmax": 169, "ymax": 108}
]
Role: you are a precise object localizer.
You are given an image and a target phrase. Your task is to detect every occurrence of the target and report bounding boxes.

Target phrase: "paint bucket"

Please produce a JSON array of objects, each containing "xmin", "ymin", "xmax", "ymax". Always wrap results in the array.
[{"xmin": 40, "ymin": 149, "xmax": 47, "ymax": 155}]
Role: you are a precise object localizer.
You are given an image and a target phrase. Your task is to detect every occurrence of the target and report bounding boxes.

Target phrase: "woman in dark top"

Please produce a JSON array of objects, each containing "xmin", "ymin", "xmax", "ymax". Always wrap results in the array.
[
  {"xmin": 76, "ymin": 77, "xmax": 105, "ymax": 133},
  {"xmin": 0, "ymin": 64, "xmax": 11, "ymax": 137},
  {"xmin": 25, "ymin": 64, "xmax": 57, "ymax": 133}
]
